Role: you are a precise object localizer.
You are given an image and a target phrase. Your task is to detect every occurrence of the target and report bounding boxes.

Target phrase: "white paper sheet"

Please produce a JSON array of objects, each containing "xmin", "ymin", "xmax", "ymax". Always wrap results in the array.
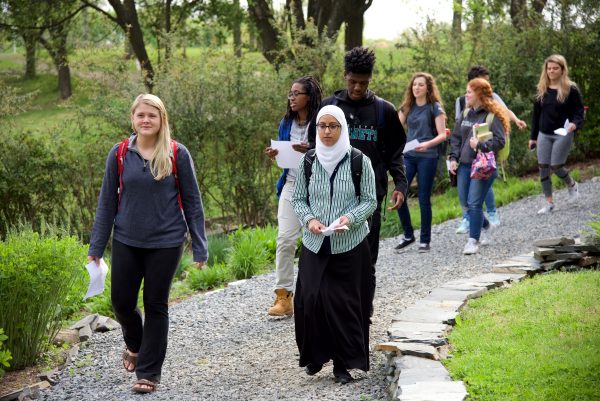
[
  {"xmin": 403, "ymin": 139, "xmax": 420, "ymax": 154},
  {"xmin": 554, "ymin": 119, "xmax": 570, "ymax": 136},
  {"xmin": 321, "ymin": 217, "xmax": 349, "ymax": 237},
  {"xmin": 270, "ymin": 140, "xmax": 304, "ymax": 169},
  {"xmin": 446, "ymin": 159, "xmax": 452, "ymax": 172},
  {"xmin": 83, "ymin": 258, "xmax": 109, "ymax": 300}
]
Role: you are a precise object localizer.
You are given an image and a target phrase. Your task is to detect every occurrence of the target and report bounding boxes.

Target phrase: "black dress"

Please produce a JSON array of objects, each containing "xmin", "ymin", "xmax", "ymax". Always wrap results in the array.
[{"xmin": 294, "ymin": 238, "xmax": 371, "ymax": 371}]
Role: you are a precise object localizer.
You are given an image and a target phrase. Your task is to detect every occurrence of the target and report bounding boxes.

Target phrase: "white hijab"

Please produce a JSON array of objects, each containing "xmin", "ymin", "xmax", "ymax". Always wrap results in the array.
[{"xmin": 315, "ymin": 105, "xmax": 351, "ymax": 176}]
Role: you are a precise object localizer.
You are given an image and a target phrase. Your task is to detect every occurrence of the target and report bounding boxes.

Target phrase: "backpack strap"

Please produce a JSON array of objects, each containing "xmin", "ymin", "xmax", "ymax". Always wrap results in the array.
[
  {"xmin": 116, "ymin": 138, "xmax": 129, "ymax": 210},
  {"xmin": 374, "ymin": 96, "xmax": 385, "ymax": 129},
  {"xmin": 350, "ymin": 147, "xmax": 363, "ymax": 200},
  {"xmin": 170, "ymin": 140, "xmax": 183, "ymax": 211},
  {"xmin": 115, "ymin": 138, "xmax": 183, "ymax": 211},
  {"xmin": 304, "ymin": 149, "xmax": 316, "ymax": 206}
]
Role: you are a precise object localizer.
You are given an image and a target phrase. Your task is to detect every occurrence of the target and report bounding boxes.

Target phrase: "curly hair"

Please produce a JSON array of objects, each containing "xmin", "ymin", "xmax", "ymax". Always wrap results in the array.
[
  {"xmin": 535, "ymin": 54, "xmax": 577, "ymax": 103},
  {"xmin": 399, "ymin": 72, "xmax": 445, "ymax": 117},
  {"xmin": 467, "ymin": 65, "xmax": 490, "ymax": 81},
  {"xmin": 468, "ymin": 78, "xmax": 511, "ymax": 135},
  {"xmin": 344, "ymin": 47, "xmax": 376, "ymax": 75},
  {"xmin": 284, "ymin": 76, "xmax": 323, "ymax": 122}
]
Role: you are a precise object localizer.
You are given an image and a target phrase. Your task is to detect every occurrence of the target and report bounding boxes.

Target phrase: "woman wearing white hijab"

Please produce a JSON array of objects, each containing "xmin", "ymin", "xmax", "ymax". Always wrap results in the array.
[{"xmin": 291, "ymin": 105, "xmax": 377, "ymax": 384}]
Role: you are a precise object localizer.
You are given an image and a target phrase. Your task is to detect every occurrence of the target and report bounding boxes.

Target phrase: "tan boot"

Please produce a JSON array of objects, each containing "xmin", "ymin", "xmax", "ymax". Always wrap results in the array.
[{"xmin": 268, "ymin": 288, "xmax": 294, "ymax": 316}]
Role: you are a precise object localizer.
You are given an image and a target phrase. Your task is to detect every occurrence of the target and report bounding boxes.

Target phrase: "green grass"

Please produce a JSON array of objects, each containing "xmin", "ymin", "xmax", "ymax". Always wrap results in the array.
[{"xmin": 445, "ymin": 271, "xmax": 600, "ymax": 401}]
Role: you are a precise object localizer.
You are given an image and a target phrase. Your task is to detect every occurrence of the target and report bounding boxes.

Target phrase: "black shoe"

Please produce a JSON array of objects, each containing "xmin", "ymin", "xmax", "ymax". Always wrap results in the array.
[
  {"xmin": 395, "ymin": 236, "xmax": 415, "ymax": 250},
  {"xmin": 418, "ymin": 243, "xmax": 430, "ymax": 253},
  {"xmin": 305, "ymin": 363, "xmax": 323, "ymax": 376},
  {"xmin": 333, "ymin": 366, "xmax": 353, "ymax": 384}
]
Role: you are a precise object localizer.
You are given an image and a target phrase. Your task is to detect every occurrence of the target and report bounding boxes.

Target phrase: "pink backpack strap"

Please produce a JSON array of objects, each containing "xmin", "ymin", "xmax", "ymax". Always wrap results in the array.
[
  {"xmin": 116, "ymin": 138, "xmax": 129, "ymax": 210},
  {"xmin": 171, "ymin": 140, "xmax": 183, "ymax": 210}
]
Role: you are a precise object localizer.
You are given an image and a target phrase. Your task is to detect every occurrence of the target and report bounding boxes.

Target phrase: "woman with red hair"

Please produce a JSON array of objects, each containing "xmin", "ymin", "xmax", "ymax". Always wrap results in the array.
[{"xmin": 449, "ymin": 78, "xmax": 508, "ymax": 255}]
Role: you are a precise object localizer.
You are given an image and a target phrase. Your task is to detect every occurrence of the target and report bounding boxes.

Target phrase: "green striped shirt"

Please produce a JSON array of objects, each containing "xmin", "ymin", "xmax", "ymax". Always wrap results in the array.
[{"xmin": 292, "ymin": 149, "xmax": 377, "ymax": 254}]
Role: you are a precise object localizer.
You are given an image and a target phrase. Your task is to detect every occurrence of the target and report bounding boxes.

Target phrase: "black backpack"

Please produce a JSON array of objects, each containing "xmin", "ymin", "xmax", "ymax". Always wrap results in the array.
[{"xmin": 303, "ymin": 148, "xmax": 363, "ymax": 201}]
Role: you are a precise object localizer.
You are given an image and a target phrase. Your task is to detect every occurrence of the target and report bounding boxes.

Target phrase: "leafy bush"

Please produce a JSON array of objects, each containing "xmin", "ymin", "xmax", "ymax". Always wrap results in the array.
[
  {"xmin": 207, "ymin": 234, "xmax": 230, "ymax": 266},
  {"xmin": 227, "ymin": 228, "xmax": 270, "ymax": 279},
  {"xmin": 187, "ymin": 263, "xmax": 230, "ymax": 291},
  {"xmin": 0, "ymin": 328, "xmax": 12, "ymax": 378},
  {"xmin": 0, "ymin": 229, "xmax": 87, "ymax": 369}
]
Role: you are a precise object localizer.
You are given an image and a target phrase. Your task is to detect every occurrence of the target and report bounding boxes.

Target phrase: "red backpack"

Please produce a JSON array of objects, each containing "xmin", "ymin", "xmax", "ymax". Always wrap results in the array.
[{"xmin": 116, "ymin": 138, "xmax": 182, "ymax": 210}]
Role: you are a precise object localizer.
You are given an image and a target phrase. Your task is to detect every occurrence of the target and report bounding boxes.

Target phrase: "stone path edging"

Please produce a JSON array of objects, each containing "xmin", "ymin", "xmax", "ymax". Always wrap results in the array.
[{"xmin": 376, "ymin": 237, "xmax": 600, "ymax": 401}]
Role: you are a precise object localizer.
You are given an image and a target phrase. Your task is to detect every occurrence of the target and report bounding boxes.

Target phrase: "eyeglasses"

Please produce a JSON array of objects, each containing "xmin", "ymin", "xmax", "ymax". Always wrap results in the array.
[
  {"xmin": 288, "ymin": 91, "xmax": 308, "ymax": 99},
  {"xmin": 316, "ymin": 123, "xmax": 341, "ymax": 131}
]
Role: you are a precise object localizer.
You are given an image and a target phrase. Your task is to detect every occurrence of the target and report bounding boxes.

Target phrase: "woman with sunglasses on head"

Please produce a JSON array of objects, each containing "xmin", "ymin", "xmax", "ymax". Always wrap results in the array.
[
  {"xmin": 264, "ymin": 76, "xmax": 322, "ymax": 317},
  {"xmin": 530, "ymin": 54, "xmax": 584, "ymax": 214},
  {"xmin": 292, "ymin": 105, "xmax": 377, "ymax": 384},
  {"xmin": 394, "ymin": 72, "xmax": 447, "ymax": 253}
]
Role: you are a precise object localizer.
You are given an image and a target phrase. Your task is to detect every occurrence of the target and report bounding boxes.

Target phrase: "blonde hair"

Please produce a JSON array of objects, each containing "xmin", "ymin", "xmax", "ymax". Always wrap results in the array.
[
  {"xmin": 535, "ymin": 54, "xmax": 575, "ymax": 103},
  {"xmin": 130, "ymin": 94, "xmax": 173, "ymax": 181},
  {"xmin": 468, "ymin": 78, "xmax": 511, "ymax": 135},
  {"xmin": 399, "ymin": 72, "xmax": 445, "ymax": 117}
]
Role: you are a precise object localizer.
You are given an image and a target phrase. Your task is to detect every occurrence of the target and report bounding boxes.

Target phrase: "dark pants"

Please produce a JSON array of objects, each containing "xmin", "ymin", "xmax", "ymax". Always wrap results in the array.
[
  {"xmin": 111, "ymin": 239, "xmax": 183, "ymax": 382},
  {"xmin": 396, "ymin": 155, "xmax": 438, "ymax": 244},
  {"xmin": 366, "ymin": 194, "xmax": 384, "ymax": 316}
]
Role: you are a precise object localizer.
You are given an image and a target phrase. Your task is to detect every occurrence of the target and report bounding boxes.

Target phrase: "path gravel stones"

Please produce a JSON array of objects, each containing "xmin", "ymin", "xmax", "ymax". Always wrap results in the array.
[{"xmin": 40, "ymin": 180, "xmax": 600, "ymax": 401}]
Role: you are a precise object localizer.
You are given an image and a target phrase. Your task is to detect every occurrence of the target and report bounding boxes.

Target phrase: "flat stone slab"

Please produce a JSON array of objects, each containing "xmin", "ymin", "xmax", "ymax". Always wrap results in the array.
[
  {"xmin": 398, "ymin": 381, "xmax": 468, "ymax": 401},
  {"xmin": 534, "ymin": 247, "xmax": 556, "ymax": 256},
  {"xmin": 424, "ymin": 287, "xmax": 487, "ymax": 303},
  {"xmin": 395, "ymin": 355, "xmax": 444, "ymax": 370},
  {"xmin": 579, "ymin": 256, "xmax": 599, "ymax": 266},
  {"xmin": 376, "ymin": 342, "xmax": 440, "ymax": 360},
  {"xmin": 492, "ymin": 265, "xmax": 540, "ymax": 274},
  {"xmin": 469, "ymin": 272, "xmax": 527, "ymax": 284},
  {"xmin": 493, "ymin": 255, "xmax": 541, "ymax": 268},
  {"xmin": 412, "ymin": 299, "xmax": 465, "ymax": 312},
  {"xmin": 533, "ymin": 237, "xmax": 575, "ymax": 247},
  {"xmin": 399, "ymin": 365, "xmax": 451, "ymax": 385},
  {"xmin": 70, "ymin": 314, "xmax": 99, "ymax": 330},
  {"xmin": 393, "ymin": 306, "xmax": 459, "ymax": 325}
]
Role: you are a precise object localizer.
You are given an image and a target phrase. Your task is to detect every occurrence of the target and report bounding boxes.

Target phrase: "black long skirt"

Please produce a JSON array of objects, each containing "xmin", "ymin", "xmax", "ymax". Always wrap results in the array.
[{"xmin": 294, "ymin": 238, "xmax": 371, "ymax": 371}]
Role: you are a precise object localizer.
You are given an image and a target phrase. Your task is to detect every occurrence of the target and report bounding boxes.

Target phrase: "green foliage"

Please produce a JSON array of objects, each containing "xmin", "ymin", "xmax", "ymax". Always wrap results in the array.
[
  {"xmin": 207, "ymin": 234, "xmax": 231, "ymax": 266},
  {"xmin": 187, "ymin": 263, "xmax": 230, "ymax": 291},
  {"xmin": 0, "ymin": 229, "xmax": 87, "ymax": 369},
  {"xmin": 445, "ymin": 271, "xmax": 600, "ymax": 401},
  {"xmin": 0, "ymin": 328, "xmax": 12, "ymax": 378},
  {"xmin": 226, "ymin": 227, "xmax": 271, "ymax": 279}
]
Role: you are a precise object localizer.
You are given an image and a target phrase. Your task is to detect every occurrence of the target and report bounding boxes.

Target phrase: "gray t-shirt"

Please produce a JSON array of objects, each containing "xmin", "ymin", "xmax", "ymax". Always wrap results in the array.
[
  {"xmin": 286, "ymin": 119, "xmax": 308, "ymax": 182},
  {"xmin": 406, "ymin": 102, "xmax": 444, "ymax": 158}
]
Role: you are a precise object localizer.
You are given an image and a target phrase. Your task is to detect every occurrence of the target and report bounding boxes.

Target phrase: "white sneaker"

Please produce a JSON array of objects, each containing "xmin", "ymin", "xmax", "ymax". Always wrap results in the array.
[
  {"xmin": 567, "ymin": 182, "xmax": 580, "ymax": 203},
  {"xmin": 480, "ymin": 232, "xmax": 491, "ymax": 246},
  {"xmin": 456, "ymin": 218, "xmax": 469, "ymax": 234},
  {"xmin": 463, "ymin": 238, "xmax": 479, "ymax": 255},
  {"xmin": 487, "ymin": 211, "xmax": 500, "ymax": 227},
  {"xmin": 537, "ymin": 203, "xmax": 555, "ymax": 214}
]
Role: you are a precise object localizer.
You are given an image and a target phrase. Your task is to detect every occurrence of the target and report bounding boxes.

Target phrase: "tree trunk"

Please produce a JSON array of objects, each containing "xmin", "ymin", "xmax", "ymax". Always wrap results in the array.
[
  {"xmin": 510, "ymin": 0, "xmax": 528, "ymax": 30},
  {"xmin": 57, "ymin": 62, "xmax": 72, "ymax": 100},
  {"xmin": 164, "ymin": 0, "xmax": 173, "ymax": 63},
  {"xmin": 108, "ymin": 0, "xmax": 155, "ymax": 92},
  {"xmin": 290, "ymin": 0, "xmax": 305, "ymax": 30},
  {"xmin": 344, "ymin": 13, "xmax": 363, "ymax": 50},
  {"xmin": 233, "ymin": 0, "xmax": 242, "ymax": 58},
  {"xmin": 23, "ymin": 31, "xmax": 37, "ymax": 79},
  {"xmin": 247, "ymin": 0, "xmax": 282, "ymax": 65},
  {"xmin": 39, "ymin": 26, "xmax": 72, "ymax": 99},
  {"xmin": 452, "ymin": 0, "xmax": 462, "ymax": 41}
]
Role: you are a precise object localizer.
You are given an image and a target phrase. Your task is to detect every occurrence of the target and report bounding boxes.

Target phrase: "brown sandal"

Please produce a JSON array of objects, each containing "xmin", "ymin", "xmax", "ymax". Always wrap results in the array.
[
  {"xmin": 132, "ymin": 378, "xmax": 158, "ymax": 393},
  {"xmin": 122, "ymin": 350, "xmax": 137, "ymax": 372}
]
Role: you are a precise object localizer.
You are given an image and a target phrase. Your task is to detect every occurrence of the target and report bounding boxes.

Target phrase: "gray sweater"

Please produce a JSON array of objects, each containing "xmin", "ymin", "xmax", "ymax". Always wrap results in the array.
[
  {"xmin": 88, "ymin": 135, "xmax": 208, "ymax": 262},
  {"xmin": 449, "ymin": 107, "xmax": 506, "ymax": 165}
]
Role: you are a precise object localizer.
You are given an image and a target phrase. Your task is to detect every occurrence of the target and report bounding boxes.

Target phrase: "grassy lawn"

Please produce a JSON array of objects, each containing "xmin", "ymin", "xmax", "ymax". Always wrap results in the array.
[{"xmin": 445, "ymin": 271, "xmax": 600, "ymax": 401}]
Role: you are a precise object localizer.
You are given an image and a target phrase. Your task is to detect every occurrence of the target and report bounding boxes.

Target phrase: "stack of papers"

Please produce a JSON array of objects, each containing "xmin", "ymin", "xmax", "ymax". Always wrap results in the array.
[
  {"xmin": 83, "ymin": 259, "xmax": 109, "ymax": 300},
  {"xmin": 473, "ymin": 123, "xmax": 492, "ymax": 142}
]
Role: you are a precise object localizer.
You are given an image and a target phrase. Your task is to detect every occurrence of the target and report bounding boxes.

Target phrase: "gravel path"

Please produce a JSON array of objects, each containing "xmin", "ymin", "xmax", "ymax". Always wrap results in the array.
[{"xmin": 41, "ymin": 180, "xmax": 600, "ymax": 401}]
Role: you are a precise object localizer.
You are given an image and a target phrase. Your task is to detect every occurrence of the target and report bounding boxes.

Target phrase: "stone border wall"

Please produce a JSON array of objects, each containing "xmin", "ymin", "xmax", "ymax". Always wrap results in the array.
[{"xmin": 376, "ymin": 237, "xmax": 600, "ymax": 401}]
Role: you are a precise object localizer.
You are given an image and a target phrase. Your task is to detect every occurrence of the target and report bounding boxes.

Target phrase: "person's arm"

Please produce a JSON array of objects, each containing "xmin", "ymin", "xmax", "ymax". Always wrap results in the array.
[
  {"xmin": 568, "ymin": 86, "xmax": 584, "ymax": 132},
  {"xmin": 382, "ymin": 103, "xmax": 407, "ymax": 199},
  {"xmin": 493, "ymin": 92, "xmax": 526, "ymax": 130},
  {"xmin": 530, "ymin": 98, "xmax": 541, "ymax": 144},
  {"xmin": 472, "ymin": 116, "xmax": 505, "ymax": 154},
  {"xmin": 454, "ymin": 97, "xmax": 462, "ymax": 121},
  {"xmin": 398, "ymin": 108, "xmax": 407, "ymax": 127},
  {"xmin": 343, "ymin": 156, "xmax": 377, "ymax": 226},
  {"xmin": 177, "ymin": 144, "xmax": 208, "ymax": 265},
  {"xmin": 416, "ymin": 103, "xmax": 447, "ymax": 151},
  {"xmin": 88, "ymin": 145, "xmax": 120, "ymax": 259}
]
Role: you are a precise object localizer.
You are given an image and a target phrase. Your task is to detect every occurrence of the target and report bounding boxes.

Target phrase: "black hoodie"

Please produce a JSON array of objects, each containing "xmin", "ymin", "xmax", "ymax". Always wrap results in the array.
[{"xmin": 308, "ymin": 89, "xmax": 407, "ymax": 199}]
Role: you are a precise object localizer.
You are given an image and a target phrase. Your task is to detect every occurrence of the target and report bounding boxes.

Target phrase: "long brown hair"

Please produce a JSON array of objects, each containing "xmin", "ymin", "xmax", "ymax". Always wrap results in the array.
[
  {"xmin": 535, "ymin": 54, "xmax": 576, "ymax": 103},
  {"xmin": 468, "ymin": 78, "xmax": 511, "ymax": 135},
  {"xmin": 399, "ymin": 72, "xmax": 444, "ymax": 116}
]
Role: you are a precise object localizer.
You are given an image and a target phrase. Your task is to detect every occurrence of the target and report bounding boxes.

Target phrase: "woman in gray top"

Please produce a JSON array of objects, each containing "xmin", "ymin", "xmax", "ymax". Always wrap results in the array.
[
  {"xmin": 87, "ymin": 94, "xmax": 208, "ymax": 393},
  {"xmin": 395, "ymin": 72, "xmax": 447, "ymax": 252},
  {"xmin": 292, "ymin": 105, "xmax": 377, "ymax": 384}
]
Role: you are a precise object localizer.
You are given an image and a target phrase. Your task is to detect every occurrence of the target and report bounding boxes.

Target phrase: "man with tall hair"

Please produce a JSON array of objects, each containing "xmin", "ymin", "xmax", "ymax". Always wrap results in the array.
[{"xmin": 308, "ymin": 46, "xmax": 407, "ymax": 315}]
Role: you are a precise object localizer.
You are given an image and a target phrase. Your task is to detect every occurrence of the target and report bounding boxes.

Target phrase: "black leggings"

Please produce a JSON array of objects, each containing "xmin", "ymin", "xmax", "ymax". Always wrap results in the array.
[{"xmin": 111, "ymin": 239, "xmax": 183, "ymax": 382}]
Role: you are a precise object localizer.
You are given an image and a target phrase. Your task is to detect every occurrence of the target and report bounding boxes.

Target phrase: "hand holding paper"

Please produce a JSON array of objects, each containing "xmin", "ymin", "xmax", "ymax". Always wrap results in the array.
[
  {"xmin": 553, "ymin": 119, "xmax": 570, "ymax": 136},
  {"xmin": 321, "ymin": 217, "xmax": 350, "ymax": 237},
  {"xmin": 84, "ymin": 258, "xmax": 109, "ymax": 300},
  {"xmin": 403, "ymin": 139, "xmax": 420, "ymax": 154},
  {"xmin": 270, "ymin": 140, "xmax": 304, "ymax": 169}
]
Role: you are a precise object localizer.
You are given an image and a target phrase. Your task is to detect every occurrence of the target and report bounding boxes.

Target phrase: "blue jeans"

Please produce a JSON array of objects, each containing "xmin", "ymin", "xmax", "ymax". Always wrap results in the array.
[
  {"xmin": 397, "ymin": 155, "xmax": 438, "ymax": 244},
  {"xmin": 461, "ymin": 187, "xmax": 496, "ymax": 219},
  {"xmin": 457, "ymin": 164, "xmax": 495, "ymax": 240}
]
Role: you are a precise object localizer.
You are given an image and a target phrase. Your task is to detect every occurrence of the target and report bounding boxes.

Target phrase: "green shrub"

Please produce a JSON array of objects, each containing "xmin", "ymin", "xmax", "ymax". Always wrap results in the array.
[
  {"xmin": 248, "ymin": 225, "xmax": 277, "ymax": 263},
  {"xmin": 207, "ymin": 234, "xmax": 230, "ymax": 266},
  {"xmin": 0, "ymin": 229, "xmax": 87, "ymax": 369},
  {"xmin": 0, "ymin": 328, "xmax": 12, "ymax": 378},
  {"xmin": 187, "ymin": 263, "xmax": 230, "ymax": 291},
  {"xmin": 227, "ymin": 228, "xmax": 270, "ymax": 279}
]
